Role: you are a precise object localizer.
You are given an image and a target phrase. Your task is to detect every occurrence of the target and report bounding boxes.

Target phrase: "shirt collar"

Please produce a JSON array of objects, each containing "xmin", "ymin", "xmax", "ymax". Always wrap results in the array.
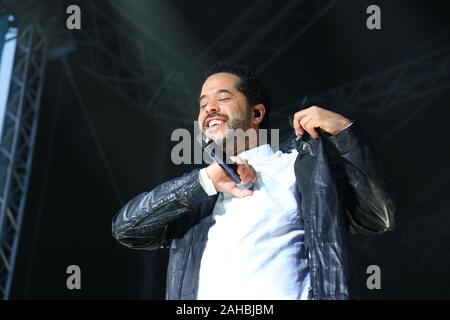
[{"xmin": 238, "ymin": 144, "xmax": 274, "ymax": 162}]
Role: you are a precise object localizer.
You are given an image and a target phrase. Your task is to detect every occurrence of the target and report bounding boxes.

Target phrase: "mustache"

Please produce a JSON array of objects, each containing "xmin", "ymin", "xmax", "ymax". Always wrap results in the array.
[{"xmin": 203, "ymin": 112, "xmax": 229, "ymax": 128}]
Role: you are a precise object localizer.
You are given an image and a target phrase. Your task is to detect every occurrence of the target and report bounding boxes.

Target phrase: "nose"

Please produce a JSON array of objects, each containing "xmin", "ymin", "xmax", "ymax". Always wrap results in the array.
[{"xmin": 205, "ymin": 101, "xmax": 220, "ymax": 114}]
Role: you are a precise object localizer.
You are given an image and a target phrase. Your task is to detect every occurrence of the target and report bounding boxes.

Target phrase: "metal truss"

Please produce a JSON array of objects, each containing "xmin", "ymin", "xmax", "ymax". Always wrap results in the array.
[
  {"xmin": 276, "ymin": 46, "xmax": 450, "ymax": 119},
  {"xmin": 78, "ymin": 0, "xmax": 339, "ymax": 124},
  {"xmin": 270, "ymin": 45, "xmax": 450, "ymax": 285},
  {"xmin": 78, "ymin": 1, "xmax": 195, "ymax": 124},
  {"xmin": 140, "ymin": 0, "xmax": 339, "ymax": 121},
  {"xmin": 273, "ymin": 45, "xmax": 450, "ymax": 241},
  {"xmin": 0, "ymin": 22, "xmax": 47, "ymax": 299},
  {"xmin": 194, "ymin": 0, "xmax": 339, "ymax": 74}
]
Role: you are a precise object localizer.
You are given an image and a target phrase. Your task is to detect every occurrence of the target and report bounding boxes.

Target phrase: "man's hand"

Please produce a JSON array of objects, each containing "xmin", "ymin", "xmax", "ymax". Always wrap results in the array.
[
  {"xmin": 205, "ymin": 156, "xmax": 257, "ymax": 198},
  {"xmin": 293, "ymin": 106, "xmax": 352, "ymax": 138}
]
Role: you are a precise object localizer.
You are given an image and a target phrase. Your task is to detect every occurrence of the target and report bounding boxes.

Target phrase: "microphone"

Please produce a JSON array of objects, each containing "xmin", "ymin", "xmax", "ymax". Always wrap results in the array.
[{"xmin": 198, "ymin": 134, "xmax": 254, "ymax": 191}]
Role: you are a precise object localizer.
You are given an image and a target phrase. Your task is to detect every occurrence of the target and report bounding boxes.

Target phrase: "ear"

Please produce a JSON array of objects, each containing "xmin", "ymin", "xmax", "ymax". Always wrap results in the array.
[{"xmin": 252, "ymin": 103, "xmax": 266, "ymax": 125}]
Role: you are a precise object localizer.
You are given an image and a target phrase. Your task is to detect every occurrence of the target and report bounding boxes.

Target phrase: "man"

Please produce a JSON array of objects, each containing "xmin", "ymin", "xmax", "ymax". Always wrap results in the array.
[{"xmin": 112, "ymin": 61, "xmax": 395, "ymax": 300}]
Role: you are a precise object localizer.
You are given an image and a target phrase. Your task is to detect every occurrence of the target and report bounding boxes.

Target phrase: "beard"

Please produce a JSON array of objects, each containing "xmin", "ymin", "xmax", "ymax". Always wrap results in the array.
[
  {"xmin": 218, "ymin": 109, "xmax": 254, "ymax": 156},
  {"xmin": 227, "ymin": 116, "xmax": 252, "ymax": 131}
]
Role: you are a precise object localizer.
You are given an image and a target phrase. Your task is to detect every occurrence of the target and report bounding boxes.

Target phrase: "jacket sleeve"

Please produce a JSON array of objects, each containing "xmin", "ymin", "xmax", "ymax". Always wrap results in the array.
[
  {"xmin": 112, "ymin": 169, "xmax": 215, "ymax": 250},
  {"xmin": 325, "ymin": 122, "xmax": 396, "ymax": 235}
]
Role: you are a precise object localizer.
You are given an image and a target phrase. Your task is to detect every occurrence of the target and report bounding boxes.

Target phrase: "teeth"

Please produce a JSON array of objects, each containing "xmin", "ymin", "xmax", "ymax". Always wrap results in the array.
[{"xmin": 209, "ymin": 120, "xmax": 224, "ymax": 127}]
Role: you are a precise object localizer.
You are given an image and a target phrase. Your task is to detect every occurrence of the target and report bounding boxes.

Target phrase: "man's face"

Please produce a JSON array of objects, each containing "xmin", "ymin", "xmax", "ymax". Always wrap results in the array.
[{"xmin": 198, "ymin": 72, "xmax": 252, "ymax": 142}]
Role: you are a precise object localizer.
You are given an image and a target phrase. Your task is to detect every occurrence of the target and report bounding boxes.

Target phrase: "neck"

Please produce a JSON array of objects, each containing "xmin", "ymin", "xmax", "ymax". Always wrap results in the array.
[{"xmin": 225, "ymin": 127, "xmax": 261, "ymax": 156}]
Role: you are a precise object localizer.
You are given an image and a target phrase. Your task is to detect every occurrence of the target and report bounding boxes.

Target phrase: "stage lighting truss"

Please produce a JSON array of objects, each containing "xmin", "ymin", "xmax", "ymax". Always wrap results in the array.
[{"xmin": 0, "ymin": 22, "xmax": 47, "ymax": 300}]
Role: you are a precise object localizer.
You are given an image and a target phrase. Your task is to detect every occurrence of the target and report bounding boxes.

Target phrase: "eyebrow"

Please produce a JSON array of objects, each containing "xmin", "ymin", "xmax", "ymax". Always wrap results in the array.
[{"xmin": 199, "ymin": 89, "xmax": 233, "ymax": 103}]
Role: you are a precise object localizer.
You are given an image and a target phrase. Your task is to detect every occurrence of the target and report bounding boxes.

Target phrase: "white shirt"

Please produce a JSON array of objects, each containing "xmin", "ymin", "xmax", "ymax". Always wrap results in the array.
[{"xmin": 197, "ymin": 144, "xmax": 310, "ymax": 300}]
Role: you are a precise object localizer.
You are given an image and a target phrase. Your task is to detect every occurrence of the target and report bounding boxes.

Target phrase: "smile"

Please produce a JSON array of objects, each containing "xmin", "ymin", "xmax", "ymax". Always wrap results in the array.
[{"xmin": 205, "ymin": 117, "xmax": 227, "ymax": 129}]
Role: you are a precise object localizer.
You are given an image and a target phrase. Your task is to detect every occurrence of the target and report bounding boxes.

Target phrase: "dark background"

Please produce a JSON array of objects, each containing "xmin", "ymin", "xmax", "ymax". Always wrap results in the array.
[{"xmin": 2, "ymin": 0, "xmax": 450, "ymax": 299}]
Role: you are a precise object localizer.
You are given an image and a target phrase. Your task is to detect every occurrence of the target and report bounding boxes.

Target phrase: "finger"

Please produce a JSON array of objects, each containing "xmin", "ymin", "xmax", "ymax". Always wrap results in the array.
[
  {"xmin": 242, "ymin": 165, "xmax": 257, "ymax": 184},
  {"xmin": 293, "ymin": 106, "xmax": 318, "ymax": 135},
  {"xmin": 229, "ymin": 186, "xmax": 241, "ymax": 197},
  {"xmin": 299, "ymin": 114, "xmax": 312, "ymax": 129},
  {"xmin": 236, "ymin": 163, "xmax": 249, "ymax": 176},
  {"xmin": 293, "ymin": 112, "xmax": 305, "ymax": 136},
  {"xmin": 237, "ymin": 162, "xmax": 253, "ymax": 176},
  {"xmin": 239, "ymin": 174, "xmax": 249, "ymax": 184},
  {"xmin": 293, "ymin": 111, "xmax": 310, "ymax": 136},
  {"xmin": 239, "ymin": 169, "xmax": 251, "ymax": 184},
  {"xmin": 244, "ymin": 172, "xmax": 256, "ymax": 184},
  {"xmin": 242, "ymin": 172, "xmax": 254, "ymax": 184},
  {"xmin": 299, "ymin": 115, "xmax": 316, "ymax": 137},
  {"xmin": 294, "ymin": 108, "xmax": 310, "ymax": 119},
  {"xmin": 247, "ymin": 167, "xmax": 257, "ymax": 183},
  {"xmin": 229, "ymin": 186, "xmax": 253, "ymax": 198},
  {"xmin": 230, "ymin": 156, "xmax": 247, "ymax": 165},
  {"xmin": 231, "ymin": 158, "xmax": 256, "ymax": 184},
  {"xmin": 304, "ymin": 119, "xmax": 320, "ymax": 138},
  {"xmin": 240, "ymin": 188, "xmax": 253, "ymax": 197}
]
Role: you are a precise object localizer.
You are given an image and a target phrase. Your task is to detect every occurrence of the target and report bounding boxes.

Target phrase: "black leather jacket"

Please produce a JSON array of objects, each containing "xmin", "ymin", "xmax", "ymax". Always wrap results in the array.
[{"xmin": 112, "ymin": 123, "xmax": 395, "ymax": 300}]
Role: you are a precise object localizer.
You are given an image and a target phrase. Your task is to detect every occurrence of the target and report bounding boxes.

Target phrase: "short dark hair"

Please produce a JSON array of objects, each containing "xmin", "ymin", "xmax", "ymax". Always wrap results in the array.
[{"xmin": 203, "ymin": 61, "xmax": 271, "ymax": 129}]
